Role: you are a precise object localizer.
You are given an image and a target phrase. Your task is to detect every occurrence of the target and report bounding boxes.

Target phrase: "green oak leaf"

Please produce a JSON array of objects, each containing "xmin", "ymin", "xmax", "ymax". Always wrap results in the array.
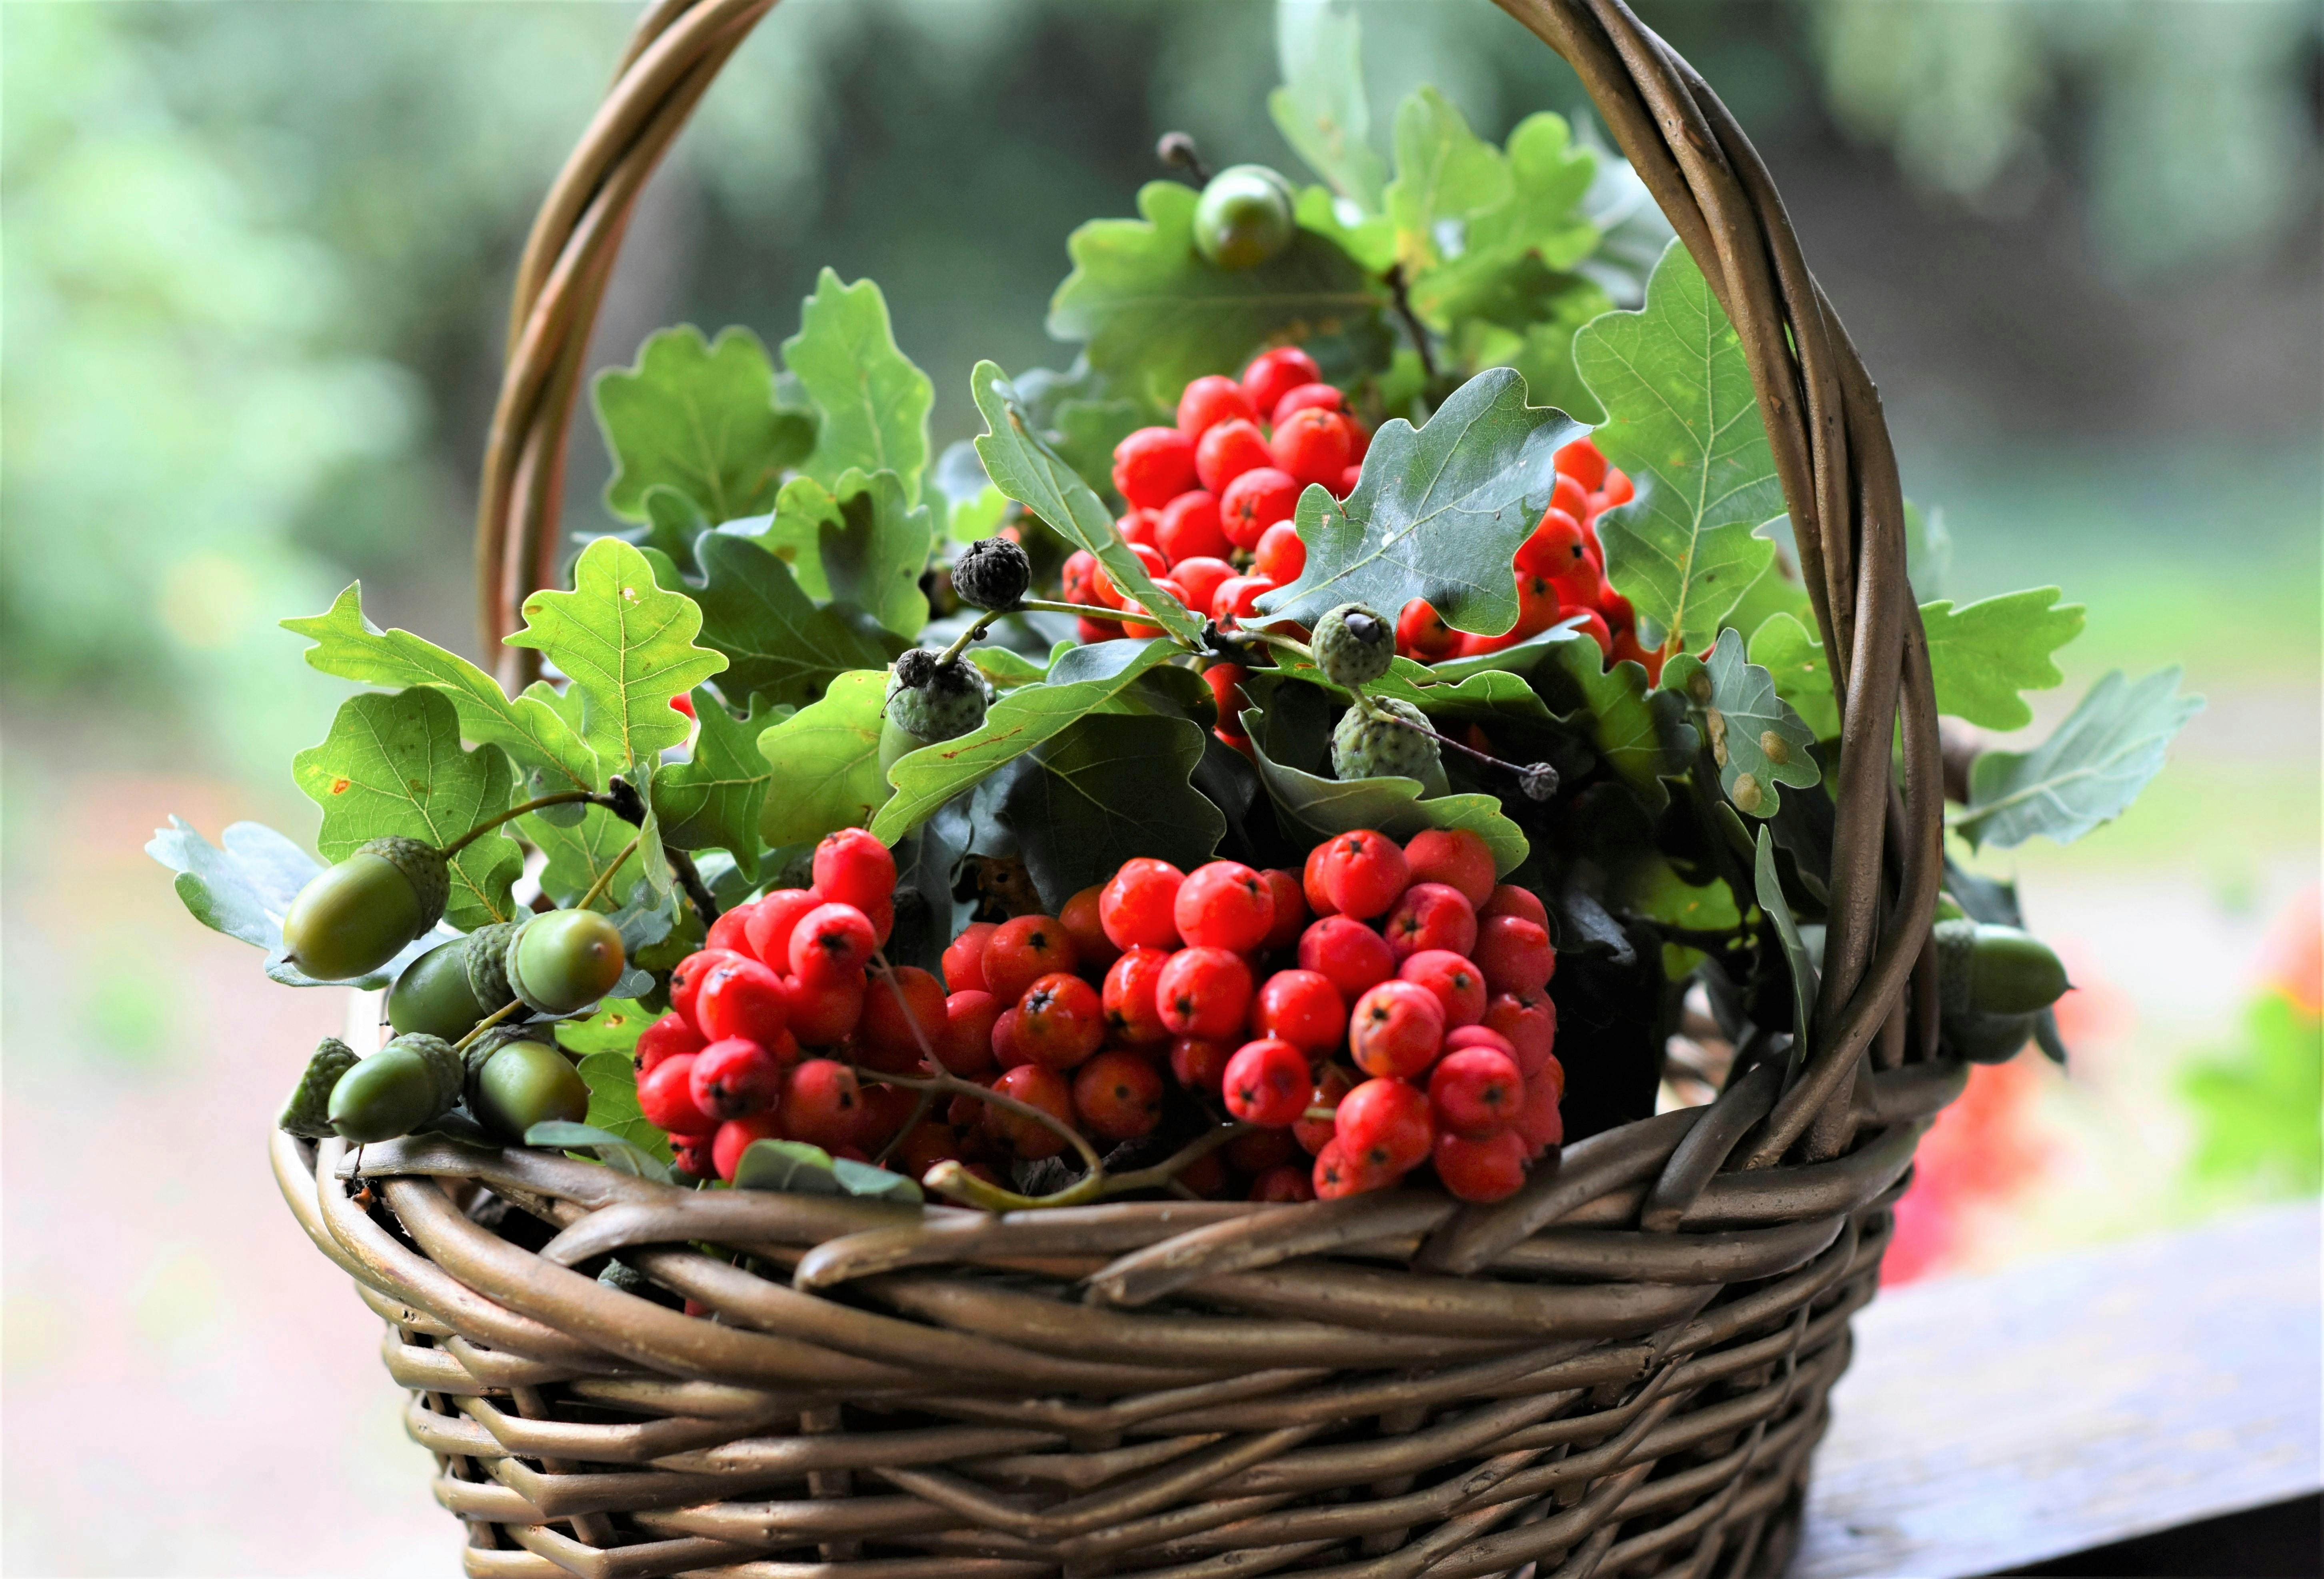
[
  {"xmin": 1754, "ymin": 827, "xmax": 1817, "ymax": 1071},
  {"xmin": 1954, "ymin": 668, "xmax": 2201, "ymax": 851},
  {"xmin": 1920, "ymin": 587, "xmax": 2086, "ymax": 730},
  {"xmin": 1258, "ymin": 368, "xmax": 1583, "ymax": 635},
  {"xmin": 689, "ymin": 532, "xmax": 891, "ymax": 708},
  {"xmin": 147, "ymin": 817, "xmax": 436, "ymax": 988},
  {"xmin": 1268, "ymin": 646, "xmax": 1553, "ymax": 725},
  {"xmin": 635, "ymin": 485, "xmax": 714, "ymax": 577},
  {"xmin": 283, "ymin": 585, "xmax": 600, "ymax": 792},
  {"xmin": 290, "ymin": 688, "xmax": 521, "ymax": 931},
  {"xmin": 555, "ymin": 997, "xmax": 653, "ymax": 1058},
  {"xmin": 1661, "ymin": 628, "xmax": 1822, "ymax": 817},
  {"xmin": 1241, "ymin": 704, "xmax": 1528, "ymax": 875},
  {"xmin": 969, "ymin": 362, "xmax": 1205, "ymax": 644},
  {"xmin": 874, "ymin": 639, "xmax": 1183, "ymax": 843},
  {"xmin": 740, "ymin": 468, "xmax": 932, "ymax": 639},
  {"xmin": 1746, "ymin": 611, "xmax": 1840, "ymax": 741},
  {"xmin": 653, "ymin": 687, "xmax": 779, "ymax": 880},
  {"xmin": 782, "ymin": 269, "xmax": 933, "ymax": 504},
  {"xmin": 593, "ymin": 325, "xmax": 815, "ymax": 524},
  {"xmin": 1575, "ymin": 242, "xmax": 1784, "ymax": 652},
  {"xmin": 1409, "ymin": 113, "xmax": 1599, "ymax": 326},
  {"xmin": 755, "ymin": 668, "xmax": 891, "ymax": 847},
  {"xmin": 1003, "ymin": 358, "xmax": 1145, "ymax": 506},
  {"xmin": 1383, "ymin": 87, "xmax": 1511, "ymax": 274},
  {"xmin": 503, "ymin": 537, "xmax": 726, "ymax": 772},
  {"xmin": 1721, "ymin": 555, "xmax": 1816, "ymax": 646},
  {"xmin": 1611, "ymin": 847, "xmax": 1742, "ymax": 976},
  {"xmin": 1538, "ymin": 633, "xmax": 1697, "ymax": 813},
  {"xmin": 993, "ymin": 714, "xmax": 1226, "ymax": 910},
  {"xmin": 522, "ymin": 801, "xmax": 643, "ymax": 911},
  {"xmin": 1294, "ymin": 185, "xmax": 1399, "ymax": 275},
  {"xmin": 566, "ymin": 1049, "xmax": 674, "ymax": 1166},
  {"xmin": 1446, "ymin": 272, "xmax": 1613, "ymax": 424},
  {"xmin": 1047, "ymin": 180, "xmax": 1384, "ymax": 410},
  {"xmin": 945, "ymin": 484, "xmax": 1010, "ymax": 547},
  {"xmin": 1270, "ymin": 0, "xmax": 1387, "ymax": 212}
]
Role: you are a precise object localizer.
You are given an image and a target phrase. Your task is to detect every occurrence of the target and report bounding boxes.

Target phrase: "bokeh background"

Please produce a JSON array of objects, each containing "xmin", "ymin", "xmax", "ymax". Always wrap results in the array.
[{"xmin": 3, "ymin": 1, "xmax": 2317, "ymax": 1571}]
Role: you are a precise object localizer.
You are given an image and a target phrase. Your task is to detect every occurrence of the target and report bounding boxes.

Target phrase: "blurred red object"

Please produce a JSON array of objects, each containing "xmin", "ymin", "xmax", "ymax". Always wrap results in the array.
[{"xmin": 1883, "ymin": 1057, "xmax": 2053, "ymax": 1287}]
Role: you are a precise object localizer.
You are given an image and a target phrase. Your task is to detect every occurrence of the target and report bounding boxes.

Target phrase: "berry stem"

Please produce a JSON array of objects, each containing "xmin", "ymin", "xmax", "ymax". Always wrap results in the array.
[
  {"xmin": 920, "ymin": 1159, "xmax": 1105, "ymax": 1213},
  {"xmin": 1095, "ymin": 1122, "xmax": 1258, "ymax": 1199},
  {"xmin": 1238, "ymin": 628, "xmax": 1317, "ymax": 664},
  {"xmin": 934, "ymin": 610, "xmax": 1005, "ymax": 670},
  {"xmin": 576, "ymin": 835, "xmax": 641, "ymax": 913},
  {"xmin": 1017, "ymin": 596, "xmax": 1189, "ymax": 631},
  {"xmin": 440, "ymin": 790, "xmax": 609, "ymax": 858},
  {"xmin": 1386, "ymin": 264, "xmax": 1442, "ymax": 386},
  {"xmin": 452, "ymin": 998, "xmax": 524, "ymax": 1053},
  {"xmin": 1362, "ymin": 700, "xmax": 1560, "ymax": 801}
]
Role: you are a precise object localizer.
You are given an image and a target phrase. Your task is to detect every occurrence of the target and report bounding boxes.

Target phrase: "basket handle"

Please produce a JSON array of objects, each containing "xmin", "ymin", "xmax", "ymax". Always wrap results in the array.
[{"xmin": 473, "ymin": 0, "xmax": 1942, "ymax": 1162}]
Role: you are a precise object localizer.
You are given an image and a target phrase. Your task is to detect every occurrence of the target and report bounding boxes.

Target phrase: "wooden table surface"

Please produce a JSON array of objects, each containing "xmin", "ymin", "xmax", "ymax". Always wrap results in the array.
[{"xmin": 1794, "ymin": 1199, "xmax": 2322, "ymax": 1578}]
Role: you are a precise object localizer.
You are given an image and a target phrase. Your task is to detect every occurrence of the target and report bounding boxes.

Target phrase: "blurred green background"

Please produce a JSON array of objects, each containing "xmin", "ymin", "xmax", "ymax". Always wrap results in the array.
[{"xmin": 2, "ymin": 2, "xmax": 2316, "ymax": 1572}]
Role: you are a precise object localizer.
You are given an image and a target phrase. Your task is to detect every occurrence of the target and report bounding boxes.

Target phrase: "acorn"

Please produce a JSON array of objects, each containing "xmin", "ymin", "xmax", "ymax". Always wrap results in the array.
[
  {"xmin": 504, "ymin": 909, "xmax": 627, "ymax": 1016},
  {"xmin": 326, "ymin": 1033, "xmax": 463, "ymax": 1144},
  {"xmin": 1934, "ymin": 919, "xmax": 2070, "ymax": 1017},
  {"xmin": 279, "ymin": 1037, "xmax": 360, "ymax": 1139},
  {"xmin": 951, "ymin": 536, "xmax": 1032, "ymax": 611},
  {"xmin": 280, "ymin": 836, "xmax": 448, "ymax": 982}
]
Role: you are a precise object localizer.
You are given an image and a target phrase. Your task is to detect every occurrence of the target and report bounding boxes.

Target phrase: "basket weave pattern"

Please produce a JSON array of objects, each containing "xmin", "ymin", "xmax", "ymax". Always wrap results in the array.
[{"xmin": 291, "ymin": 0, "xmax": 1957, "ymax": 1572}]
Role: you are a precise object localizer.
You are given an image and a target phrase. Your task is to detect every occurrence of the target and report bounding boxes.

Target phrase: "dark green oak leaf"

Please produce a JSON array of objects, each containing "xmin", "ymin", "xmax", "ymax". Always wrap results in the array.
[
  {"xmin": 593, "ymin": 325, "xmax": 815, "ymax": 524},
  {"xmin": 564, "ymin": 1049, "xmax": 674, "ymax": 1167},
  {"xmin": 1754, "ymin": 827, "xmax": 1817, "ymax": 1072},
  {"xmin": 993, "ymin": 714, "xmax": 1226, "ymax": 911},
  {"xmin": 755, "ymin": 669, "xmax": 891, "ymax": 847},
  {"xmin": 782, "ymin": 268, "xmax": 933, "ymax": 504},
  {"xmin": 969, "ymin": 363, "xmax": 1205, "ymax": 644},
  {"xmin": 503, "ymin": 537, "xmax": 726, "ymax": 772},
  {"xmin": 1536, "ymin": 633, "xmax": 1697, "ymax": 813},
  {"xmin": 1954, "ymin": 668, "xmax": 2201, "ymax": 851},
  {"xmin": 146, "ymin": 817, "xmax": 437, "ymax": 988},
  {"xmin": 1047, "ymin": 180, "xmax": 1384, "ymax": 410},
  {"xmin": 739, "ymin": 467, "xmax": 932, "ymax": 639},
  {"xmin": 1920, "ymin": 587, "xmax": 2086, "ymax": 730},
  {"xmin": 1257, "ymin": 367, "xmax": 1583, "ymax": 634},
  {"xmin": 689, "ymin": 532, "xmax": 892, "ymax": 708},
  {"xmin": 1445, "ymin": 270, "xmax": 1613, "ymax": 424},
  {"xmin": 290, "ymin": 688, "xmax": 522, "ymax": 931},
  {"xmin": 634, "ymin": 485, "xmax": 714, "ymax": 577},
  {"xmin": 653, "ymin": 686, "xmax": 779, "ymax": 880},
  {"xmin": 1270, "ymin": 0, "xmax": 1387, "ymax": 212},
  {"xmin": 283, "ymin": 584, "xmax": 600, "ymax": 791},
  {"xmin": 1661, "ymin": 628, "xmax": 1822, "ymax": 817},
  {"xmin": 873, "ymin": 638, "xmax": 1184, "ymax": 843},
  {"xmin": 1575, "ymin": 243, "xmax": 1784, "ymax": 652}
]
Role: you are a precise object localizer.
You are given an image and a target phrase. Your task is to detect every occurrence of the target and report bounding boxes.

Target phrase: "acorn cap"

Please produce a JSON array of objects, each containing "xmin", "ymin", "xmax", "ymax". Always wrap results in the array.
[
  {"xmin": 462, "ymin": 1025, "xmax": 550, "ymax": 1101},
  {"xmin": 383, "ymin": 1031, "xmax": 466, "ymax": 1117},
  {"xmin": 462, "ymin": 920, "xmax": 520, "ymax": 1011},
  {"xmin": 359, "ymin": 835, "xmax": 450, "ymax": 934},
  {"xmin": 279, "ymin": 1037, "xmax": 360, "ymax": 1139}
]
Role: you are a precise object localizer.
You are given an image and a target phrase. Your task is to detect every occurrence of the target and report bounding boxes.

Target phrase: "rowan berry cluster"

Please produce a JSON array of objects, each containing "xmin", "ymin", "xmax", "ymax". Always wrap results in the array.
[
  {"xmin": 1393, "ymin": 436, "xmax": 1659, "ymax": 678},
  {"xmin": 1066, "ymin": 347, "xmax": 1367, "ymax": 648}
]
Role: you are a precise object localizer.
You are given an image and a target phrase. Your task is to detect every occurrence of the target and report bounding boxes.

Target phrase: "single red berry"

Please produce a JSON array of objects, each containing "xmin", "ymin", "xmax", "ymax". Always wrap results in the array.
[
  {"xmin": 1515, "ymin": 508, "xmax": 1587, "ymax": 578},
  {"xmin": 1475, "ymin": 915, "xmax": 1556, "ymax": 995},
  {"xmin": 983, "ymin": 914, "xmax": 1078, "ymax": 1006},
  {"xmin": 1564, "ymin": 606, "xmax": 1613, "ymax": 658},
  {"xmin": 1195, "ymin": 418, "xmax": 1272, "ymax": 495},
  {"xmin": 1015, "ymin": 971, "xmax": 1106, "ymax": 1070},
  {"xmin": 670, "ymin": 947, "xmax": 748, "ymax": 1031},
  {"xmin": 1219, "ymin": 466, "xmax": 1301, "ymax": 550},
  {"xmin": 1227, "ymin": 1125, "xmax": 1299, "ymax": 1174},
  {"xmin": 1253, "ymin": 521, "xmax": 1306, "ymax": 583},
  {"xmin": 1249, "ymin": 1163, "xmax": 1317, "ymax": 1202},
  {"xmin": 782, "ymin": 1059, "xmax": 863, "ymax": 1151},
  {"xmin": 858, "ymin": 965, "xmax": 947, "ymax": 1072},
  {"xmin": 1512, "ymin": 1068, "xmax": 1564, "ymax": 1157},
  {"xmin": 670, "ymin": 692, "xmax": 698, "ymax": 720},
  {"xmin": 1077, "ymin": 614, "xmax": 1125, "ymax": 644},
  {"xmin": 1100, "ymin": 858, "xmax": 1184, "ymax": 951},
  {"xmin": 1061, "ymin": 548, "xmax": 1099, "ymax": 606},
  {"xmin": 990, "ymin": 1004, "xmax": 1029, "ymax": 1070},
  {"xmin": 1268, "ymin": 406, "xmax": 1352, "ymax": 490},
  {"xmin": 1340, "ymin": 412, "xmax": 1370, "ymax": 462},
  {"xmin": 1512, "ymin": 572, "xmax": 1563, "ymax": 640},
  {"xmin": 788, "ymin": 975, "xmax": 865, "ymax": 1046},
  {"xmin": 853, "ymin": 1081, "xmax": 918, "ymax": 1155},
  {"xmin": 1347, "ymin": 979, "xmax": 1446, "ymax": 1080},
  {"xmin": 1090, "ymin": 541, "xmax": 1168, "ymax": 609},
  {"xmin": 1223, "ymin": 1038, "xmax": 1314, "ymax": 1127},
  {"xmin": 1165, "ymin": 1034, "xmax": 1229, "ymax": 1094},
  {"xmin": 1209, "ymin": 573, "xmax": 1275, "ymax": 622},
  {"xmin": 1171, "ymin": 556, "xmax": 1235, "ymax": 620},
  {"xmin": 1335, "ymin": 1076, "xmax": 1433, "ymax": 1175},
  {"xmin": 1405, "ymin": 829, "xmax": 1496, "ymax": 909},
  {"xmin": 1549, "ymin": 473, "xmax": 1590, "ymax": 520},
  {"xmin": 1398, "ymin": 949, "xmax": 1487, "ymax": 1029},
  {"xmin": 1434, "ymin": 1127, "xmax": 1529, "ymax": 1201},
  {"xmin": 935, "ymin": 990, "xmax": 1001, "ymax": 1077},
  {"xmin": 705, "ymin": 898, "xmax": 758, "ymax": 958},
  {"xmin": 1178, "ymin": 1151, "xmax": 1231, "ymax": 1198},
  {"xmin": 1258, "ymin": 869, "xmax": 1307, "ymax": 951},
  {"xmin": 1157, "ymin": 490, "xmax": 1232, "ymax": 564},
  {"xmin": 634, "ymin": 1011, "xmax": 705, "ymax": 1076},
  {"xmin": 1204, "ymin": 662, "xmax": 1252, "ymax": 740},
  {"xmin": 745, "ymin": 888, "xmax": 823, "ymax": 970},
  {"xmin": 1483, "ymin": 989, "xmax": 1558, "ymax": 1079},
  {"xmin": 1175, "ymin": 860, "xmax": 1275, "ymax": 952},
  {"xmin": 1269, "ymin": 381, "xmax": 1344, "ymax": 426},
  {"xmin": 709, "ymin": 1112, "xmax": 783, "ymax": 1181},
  {"xmin": 1397, "ymin": 600, "xmax": 1459, "ymax": 662},
  {"xmin": 1059, "ymin": 885, "xmax": 1118, "ymax": 973},
  {"xmin": 1252, "ymin": 968, "xmax": 1345, "ymax": 1055},
  {"xmin": 1297, "ymin": 915, "xmax": 1395, "ymax": 1003},
  {"xmin": 1445, "ymin": 1024, "xmax": 1519, "ymax": 1060},
  {"xmin": 696, "ymin": 955, "xmax": 791, "ymax": 1047},
  {"xmin": 983, "ymin": 1064, "xmax": 1077, "ymax": 1158},
  {"xmin": 941, "ymin": 921, "xmax": 997, "ymax": 994},
  {"xmin": 1479, "ymin": 884, "xmax": 1549, "ymax": 928},
  {"xmin": 1113, "ymin": 426, "xmax": 1199, "ymax": 511},
  {"xmin": 1301, "ymin": 843, "xmax": 1338, "ymax": 917},
  {"xmin": 1103, "ymin": 947, "xmax": 1172, "ymax": 1045},
  {"xmin": 1383, "ymin": 882, "xmax": 1479, "ymax": 961},
  {"xmin": 1073, "ymin": 1049, "xmax": 1165, "ymax": 1141},
  {"xmin": 813, "ymin": 827, "xmax": 897, "ymax": 915},
  {"xmin": 892, "ymin": 1119, "xmax": 961, "ymax": 1177},
  {"xmin": 1313, "ymin": 1136, "xmax": 1393, "ymax": 1199},
  {"xmin": 1178, "ymin": 374, "xmax": 1259, "ymax": 439},
  {"xmin": 638, "ymin": 1053, "xmax": 720, "ymax": 1137},
  {"xmin": 1338, "ymin": 462, "xmax": 1363, "ymax": 496},
  {"xmin": 1599, "ymin": 589, "xmax": 1636, "ymax": 633},
  {"xmin": 669, "ymin": 1129, "xmax": 717, "ymax": 1180},
  {"xmin": 1457, "ymin": 630, "xmax": 1519, "ymax": 658},
  {"xmin": 690, "ymin": 1036, "xmax": 786, "ymax": 1121},
  {"xmin": 1428, "ymin": 1045, "xmax": 1524, "ymax": 1138},
  {"xmin": 1599, "ymin": 466, "xmax": 1634, "ymax": 506},
  {"xmin": 1556, "ymin": 436, "xmax": 1608, "ymax": 491},
  {"xmin": 1156, "ymin": 947, "xmax": 1254, "ymax": 1041},
  {"xmin": 789, "ymin": 902, "xmax": 876, "ymax": 987},
  {"xmin": 1315, "ymin": 829, "xmax": 1410, "ymax": 920},
  {"xmin": 1295, "ymin": 1063, "xmax": 1358, "ymax": 1155},
  {"xmin": 1243, "ymin": 346, "xmax": 1323, "ymax": 418},
  {"xmin": 1117, "ymin": 508, "xmax": 1160, "ymax": 549}
]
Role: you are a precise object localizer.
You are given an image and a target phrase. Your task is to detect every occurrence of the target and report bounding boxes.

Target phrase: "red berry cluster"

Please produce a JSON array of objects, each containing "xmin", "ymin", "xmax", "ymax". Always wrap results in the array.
[
  {"xmin": 1070, "ymin": 348, "xmax": 1367, "ymax": 652},
  {"xmin": 1392, "ymin": 436, "xmax": 1659, "ymax": 680}
]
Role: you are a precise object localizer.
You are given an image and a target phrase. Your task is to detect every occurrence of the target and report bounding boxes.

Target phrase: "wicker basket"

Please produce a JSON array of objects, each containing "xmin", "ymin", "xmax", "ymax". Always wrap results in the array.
[{"xmin": 278, "ymin": 0, "xmax": 1953, "ymax": 1573}]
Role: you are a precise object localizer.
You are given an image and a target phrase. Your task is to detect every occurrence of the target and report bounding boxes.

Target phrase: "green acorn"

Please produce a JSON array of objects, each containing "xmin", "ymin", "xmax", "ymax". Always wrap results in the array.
[
  {"xmin": 1313, "ymin": 603, "xmax": 1397, "ymax": 691},
  {"xmin": 1332, "ymin": 698, "xmax": 1449, "ymax": 795},
  {"xmin": 388, "ymin": 937, "xmax": 486, "ymax": 1041},
  {"xmin": 1934, "ymin": 919, "xmax": 2071, "ymax": 1017},
  {"xmin": 505, "ymin": 908, "xmax": 627, "ymax": 1016},
  {"xmin": 1945, "ymin": 1007, "xmax": 2042, "ymax": 1065},
  {"xmin": 326, "ymin": 1033, "xmax": 463, "ymax": 1144},
  {"xmin": 883, "ymin": 649, "xmax": 990, "ymax": 760},
  {"xmin": 280, "ymin": 835, "xmax": 449, "ymax": 982},
  {"xmin": 1193, "ymin": 164, "xmax": 1296, "ymax": 269},
  {"xmin": 280, "ymin": 1037, "xmax": 360, "ymax": 1139},
  {"xmin": 462, "ymin": 920, "xmax": 520, "ymax": 1012},
  {"xmin": 469, "ymin": 1037, "xmax": 590, "ymax": 1142}
]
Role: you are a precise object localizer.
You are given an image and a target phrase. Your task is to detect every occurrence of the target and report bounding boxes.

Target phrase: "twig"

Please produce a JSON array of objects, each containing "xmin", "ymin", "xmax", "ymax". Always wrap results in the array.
[
  {"xmin": 1361, "ymin": 696, "xmax": 1560, "ymax": 801},
  {"xmin": 577, "ymin": 835, "xmax": 641, "ymax": 913},
  {"xmin": 1387, "ymin": 264, "xmax": 1441, "ymax": 385},
  {"xmin": 440, "ymin": 790, "xmax": 608, "ymax": 858},
  {"xmin": 452, "ymin": 998, "xmax": 524, "ymax": 1053},
  {"xmin": 1096, "ymin": 1122, "xmax": 1257, "ymax": 1198},
  {"xmin": 664, "ymin": 847, "xmax": 722, "ymax": 924}
]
